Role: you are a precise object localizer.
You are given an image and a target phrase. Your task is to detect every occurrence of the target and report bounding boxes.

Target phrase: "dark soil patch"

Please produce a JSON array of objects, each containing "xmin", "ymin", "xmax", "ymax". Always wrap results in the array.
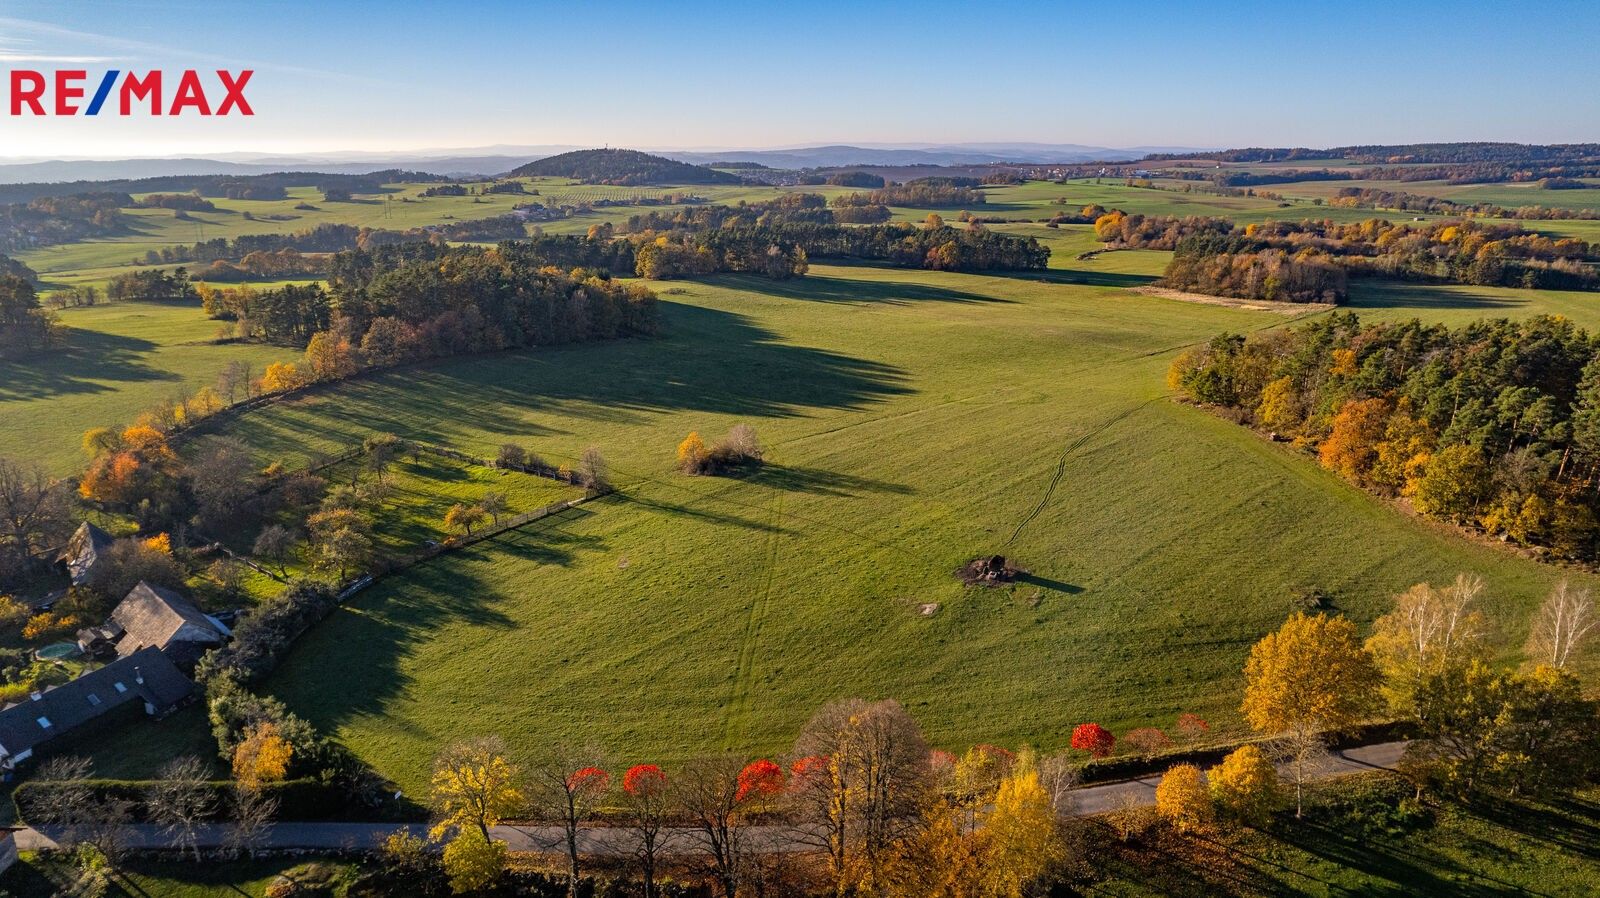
[{"xmin": 957, "ymin": 554, "xmax": 1025, "ymax": 586}]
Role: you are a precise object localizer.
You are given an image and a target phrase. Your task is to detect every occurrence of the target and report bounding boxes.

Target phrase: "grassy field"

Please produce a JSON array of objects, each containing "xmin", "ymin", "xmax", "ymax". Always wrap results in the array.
[
  {"xmin": 0, "ymin": 300, "xmax": 288, "ymax": 474},
  {"xmin": 9, "ymin": 176, "xmax": 1600, "ymax": 798},
  {"xmin": 97, "ymin": 256, "xmax": 1572, "ymax": 795}
]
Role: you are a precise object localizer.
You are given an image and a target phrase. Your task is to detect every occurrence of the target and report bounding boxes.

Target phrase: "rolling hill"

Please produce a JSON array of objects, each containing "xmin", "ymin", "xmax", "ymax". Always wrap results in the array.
[{"xmin": 505, "ymin": 148, "xmax": 745, "ymax": 185}]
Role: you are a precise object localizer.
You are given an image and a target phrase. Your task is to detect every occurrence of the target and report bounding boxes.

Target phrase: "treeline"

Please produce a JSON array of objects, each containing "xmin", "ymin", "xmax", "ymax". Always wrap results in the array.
[
  {"xmin": 0, "ymin": 192, "xmax": 127, "ymax": 254},
  {"xmin": 142, "ymin": 216, "xmax": 532, "ymax": 277},
  {"xmin": 834, "ymin": 182, "xmax": 986, "ymax": 207},
  {"xmin": 506, "ymin": 149, "xmax": 744, "ymax": 186},
  {"xmin": 107, "ymin": 268, "xmax": 199, "ymax": 303},
  {"xmin": 0, "ymin": 275, "xmax": 61, "ymax": 357},
  {"xmin": 1329, "ymin": 186, "xmax": 1600, "ymax": 221},
  {"xmin": 1160, "ymin": 236, "xmax": 1348, "ymax": 304},
  {"xmin": 637, "ymin": 221, "xmax": 1048, "ymax": 275},
  {"xmin": 1169, "ymin": 312, "xmax": 1600, "ymax": 559},
  {"xmin": 0, "ymin": 169, "xmax": 446, "ymax": 206},
  {"xmin": 1095, "ymin": 212, "xmax": 1600, "ymax": 292},
  {"xmin": 134, "ymin": 193, "xmax": 219, "ymax": 212}
]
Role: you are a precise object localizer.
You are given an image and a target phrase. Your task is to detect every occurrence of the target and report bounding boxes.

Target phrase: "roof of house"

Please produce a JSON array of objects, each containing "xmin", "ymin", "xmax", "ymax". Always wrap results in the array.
[
  {"xmin": 0, "ymin": 647, "xmax": 192, "ymax": 759},
  {"xmin": 109, "ymin": 581, "xmax": 227, "ymax": 660},
  {"xmin": 56, "ymin": 522, "xmax": 114, "ymax": 586}
]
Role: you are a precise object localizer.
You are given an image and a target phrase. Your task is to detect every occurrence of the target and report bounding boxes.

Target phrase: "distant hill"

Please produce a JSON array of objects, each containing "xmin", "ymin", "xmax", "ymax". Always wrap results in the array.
[{"xmin": 505, "ymin": 149, "xmax": 744, "ymax": 185}]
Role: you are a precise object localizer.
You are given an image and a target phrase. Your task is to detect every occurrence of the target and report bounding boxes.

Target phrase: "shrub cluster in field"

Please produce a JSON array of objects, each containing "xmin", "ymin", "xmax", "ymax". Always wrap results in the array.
[
  {"xmin": 675, "ymin": 425, "xmax": 763, "ymax": 475},
  {"xmin": 1171, "ymin": 312, "xmax": 1600, "ymax": 561}
]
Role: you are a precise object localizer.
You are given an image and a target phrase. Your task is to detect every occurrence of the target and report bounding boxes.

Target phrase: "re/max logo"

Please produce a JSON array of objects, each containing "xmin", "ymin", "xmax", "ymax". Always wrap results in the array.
[{"xmin": 7, "ymin": 69, "xmax": 253, "ymax": 116}]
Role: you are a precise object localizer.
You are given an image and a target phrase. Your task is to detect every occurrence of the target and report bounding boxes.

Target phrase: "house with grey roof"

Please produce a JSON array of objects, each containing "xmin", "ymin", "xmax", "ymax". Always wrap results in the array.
[
  {"xmin": 54, "ymin": 522, "xmax": 113, "ymax": 587},
  {"xmin": 106, "ymin": 581, "xmax": 230, "ymax": 670},
  {"xmin": 0, "ymin": 647, "xmax": 193, "ymax": 771}
]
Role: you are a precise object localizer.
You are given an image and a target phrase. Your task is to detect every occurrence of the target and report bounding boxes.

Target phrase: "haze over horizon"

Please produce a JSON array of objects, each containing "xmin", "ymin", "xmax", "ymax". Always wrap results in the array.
[{"xmin": 1, "ymin": 0, "xmax": 1596, "ymax": 158}]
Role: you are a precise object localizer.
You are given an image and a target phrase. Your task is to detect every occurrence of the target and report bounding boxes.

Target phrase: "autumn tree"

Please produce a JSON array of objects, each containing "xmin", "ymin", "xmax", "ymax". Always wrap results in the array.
[
  {"xmin": 303, "ymin": 331, "xmax": 359, "ymax": 382},
  {"xmin": 1527, "ymin": 580, "xmax": 1597, "ymax": 668},
  {"xmin": 188, "ymin": 436, "xmax": 261, "ymax": 531},
  {"xmin": 430, "ymin": 737, "xmax": 524, "ymax": 842},
  {"xmin": 252, "ymin": 525, "xmax": 296, "ymax": 576},
  {"xmin": 527, "ymin": 744, "xmax": 610, "ymax": 898},
  {"xmin": 257, "ymin": 361, "xmax": 306, "ymax": 394},
  {"xmin": 791, "ymin": 698, "xmax": 932, "ymax": 891},
  {"xmin": 1208, "ymin": 745, "xmax": 1282, "ymax": 825},
  {"xmin": 232, "ymin": 721, "xmax": 293, "ymax": 789},
  {"xmin": 1405, "ymin": 661, "xmax": 1600, "ymax": 799},
  {"xmin": 444, "ymin": 503, "xmax": 488, "ymax": 537},
  {"xmin": 622, "ymin": 765, "xmax": 671, "ymax": 898},
  {"xmin": 1155, "ymin": 763, "xmax": 1212, "ymax": 834},
  {"xmin": 1242, "ymin": 613, "xmax": 1379, "ymax": 816},
  {"xmin": 92, "ymin": 536, "xmax": 186, "ymax": 602},
  {"xmin": 925, "ymin": 213, "xmax": 945, "ymax": 230},
  {"xmin": 1411, "ymin": 444, "xmax": 1492, "ymax": 522},
  {"xmin": 443, "ymin": 828, "xmax": 507, "ymax": 894},
  {"xmin": 1123, "ymin": 727, "xmax": 1172, "ymax": 760},
  {"xmin": 578, "ymin": 446, "xmax": 610, "ymax": 493},
  {"xmin": 980, "ymin": 750, "xmax": 1066, "ymax": 898},
  {"xmin": 1319, "ymin": 397, "xmax": 1390, "ymax": 483},
  {"xmin": 1365, "ymin": 574, "xmax": 1489, "ymax": 715},
  {"xmin": 1070, "ymin": 723, "xmax": 1115, "ymax": 759},
  {"xmin": 313, "ymin": 524, "xmax": 372, "ymax": 580},
  {"xmin": 677, "ymin": 432, "xmax": 709, "ymax": 474}
]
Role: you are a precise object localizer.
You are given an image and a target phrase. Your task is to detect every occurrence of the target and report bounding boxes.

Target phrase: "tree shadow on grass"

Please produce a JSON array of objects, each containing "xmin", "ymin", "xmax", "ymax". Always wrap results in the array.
[
  {"xmin": 0, "ymin": 326, "xmax": 173, "ymax": 402},
  {"xmin": 717, "ymin": 272, "xmax": 1011, "ymax": 305},
  {"xmin": 1347, "ymin": 282, "xmax": 1528, "ymax": 312},
  {"xmin": 265, "ymin": 509, "xmax": 602, "ymax": 739},
  {"xmin": 1020, "ymin": 268, "xmax": 1161, "ymax": 289},
  {"xmin": 213, "ymin": 301, "xmax": 915, "ymax": 463},
  {"xmin": 742, "ymin": 462, "xmax": 915, "ymax": 497},
  {"xmin": 619, "ymin": 492, "xmax": 797, "ymax": 536},
  {"xmin": 1270, "ymin": 816, "xmax": 1551, "ymax": 897},
  {"xmin": 1013, "ymin": 572, "xmax": 1082, "ymax": 594}
]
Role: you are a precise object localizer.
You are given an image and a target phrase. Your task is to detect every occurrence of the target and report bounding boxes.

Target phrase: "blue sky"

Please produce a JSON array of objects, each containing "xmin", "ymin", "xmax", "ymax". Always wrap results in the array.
[{"xmin": 1, "ymin": 0, "xmax": 1596, "ymax": 157}]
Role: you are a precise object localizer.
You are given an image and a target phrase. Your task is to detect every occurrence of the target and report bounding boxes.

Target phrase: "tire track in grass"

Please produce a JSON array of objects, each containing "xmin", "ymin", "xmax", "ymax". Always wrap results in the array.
[
  {"xmin": 1005, "ymin": 395, "xmax": 1168, "ymax": 547},
  {"xmin": 720, "ymin": 484, "xmax": 785, "ymax": 749}
]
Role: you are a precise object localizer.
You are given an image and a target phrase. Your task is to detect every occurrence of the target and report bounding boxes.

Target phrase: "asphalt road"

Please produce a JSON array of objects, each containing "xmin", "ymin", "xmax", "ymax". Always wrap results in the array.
[{"xmin": 16, "ymin": 741, "xmax": 1409, "ymax": 853}]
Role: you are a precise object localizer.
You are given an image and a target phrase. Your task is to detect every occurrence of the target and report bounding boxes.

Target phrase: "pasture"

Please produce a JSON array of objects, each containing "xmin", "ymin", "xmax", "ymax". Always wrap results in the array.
[
  {"xmin": 157, "ymin": 258, "xmax": 1590, "ymax": 794},
  {"xmin": 9, "ymin": 174, "xmax": 1600, "ymax": 794}
]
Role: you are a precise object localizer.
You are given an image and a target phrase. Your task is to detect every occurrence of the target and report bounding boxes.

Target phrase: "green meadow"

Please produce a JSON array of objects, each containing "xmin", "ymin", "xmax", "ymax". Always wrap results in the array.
[
  {"xmin": 8, "ymin": 176, "xmax": 1600, "ymax": 795},
  {"xmin": 153, "ymin": 257, "xmax": 1585, "ymax": 794}
]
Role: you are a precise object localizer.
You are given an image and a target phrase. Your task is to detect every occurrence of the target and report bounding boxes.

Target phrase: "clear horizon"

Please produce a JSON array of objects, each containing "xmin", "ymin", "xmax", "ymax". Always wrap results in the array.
[{"xmin": 0, "ymin": 1, "xmax": 1596, "ymax": 157}]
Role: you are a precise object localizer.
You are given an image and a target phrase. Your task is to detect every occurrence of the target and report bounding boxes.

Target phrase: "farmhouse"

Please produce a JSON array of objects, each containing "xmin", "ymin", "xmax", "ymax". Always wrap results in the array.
[
  {"xmin": 104, "ymin": 581, "xmax": 230, "ymax": 669},
  {"xmin": 0, "ymin": 647, "xmax": 192, "ymax": 771},
  {"xmin": 54, "ymin": 521, "xmax": 113, "ymax": 587}
]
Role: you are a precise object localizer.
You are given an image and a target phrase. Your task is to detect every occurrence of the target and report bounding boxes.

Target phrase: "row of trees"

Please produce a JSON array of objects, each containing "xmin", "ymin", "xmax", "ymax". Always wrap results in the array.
[
  {"xmin": 833, "ymin": 183, "xmax": 987, "ymax": 208},
  {"xmin": 1328, "ymin": 186, "xmax": 1600, "ymax": 221},
  {"xmin": 423, "ymin": 700, "xmax": 1081, "ymax": 898},
  {"xmin": 1096, "ymin": 212, "xmax": 1600, "ymax": 292},
  {"xmin": 1158, "ymin": 241, "xmax": 1349, "ymax": 304},
  {"xmin": 1169, "ymin": 313, "xmax": 1600, "ymax": 559}
]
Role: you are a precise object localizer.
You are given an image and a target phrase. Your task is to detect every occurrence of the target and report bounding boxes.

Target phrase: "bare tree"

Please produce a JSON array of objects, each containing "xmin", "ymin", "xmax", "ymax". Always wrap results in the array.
[
  {"xmin": 1106, "ymin": 790, "xmax": 1150, "ymax": 843},
  {"xmin": 526, "ymin": 743, "xmax": 610, "ymax": 898},
  {"xmin": 1272, "ymin": 729, "xmax": 1333, "ymax": 819},
  {"xmin": 672, "ymin": 755, "xmax": 749, "ymax": 898},
  {"xmin": 1037, "ymin": 750, "xmax": 1080, "ymax": 818},
  {"xmin": 252, "ymin": 524, "xmax": 296, "ymax": 576},
  {"xmin": 791, "ymin": 699, "xmax": 931, "ymax": 889},
  {"xmin": 0, "ymin": 456, "xmax": 71, "ymax": 577},
  {"xmin": 578, "ymin": 446, "xmax": 609, "ymax": 494},
  {"xmin": 215, "ymin": 361, "xmax": 252, "ymax": 405},
  {"xmin": 226, "ymin": 784, "xmax": 278, "ymax": 859},
  {"xmin": 189, "ymin": 437, "xmax": 261, "ymax": 531},
  {"xmin": 478, "ymin": 491, "xmax": 509, "ymax": 526},
  {"xmin": 1528, "ymin": 580, "xmax": 1597, "ymax": 669},
  {"xmin": 27, "ymin": 756, "xmax": 96, "ymax": 849},
  {"xmin": 146, "ymin": 756, "xmax": 218, "ymax": 862}
]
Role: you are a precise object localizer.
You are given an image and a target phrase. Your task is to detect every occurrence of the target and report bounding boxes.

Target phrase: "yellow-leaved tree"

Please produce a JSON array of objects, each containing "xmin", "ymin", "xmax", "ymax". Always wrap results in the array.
[
  {"xmin": 1365, "ymin": 575, "xmax": 1488, "ymax": 716},
  {"xmin": 1154, "ymin": 763, "xmax": 1212, "ymax": 833},
  {"xmin": 1208, "ymin": 745, "xmax": 1282, "ymax": 825},
  {"xmin": 429, "ymin": 737, "xmax": 524, "ymax": 841},
  {"xmin": 676, "ymin": 432, "xmax": 708, "ymax": 474},
  {"xmin": 232, "ymin": 721, "xmax": 293, "ymax": 789},
  {"xmin": 442, "ymin": 828, "xmax": 507, "ymax": 894},
  {"xmin": 980, "ymin": 750, "xmax": 1064, "ymax": 898},
  {"xmin": 1242, "ymin": 612, "xmax": 1379, "ymax": 816}
]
